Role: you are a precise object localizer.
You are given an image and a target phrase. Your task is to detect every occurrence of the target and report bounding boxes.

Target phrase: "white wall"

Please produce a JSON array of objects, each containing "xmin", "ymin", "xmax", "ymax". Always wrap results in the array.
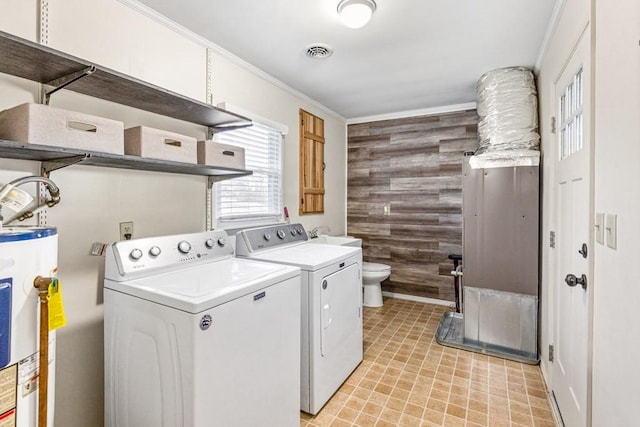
[
  {"xmin": 592, "ymin": 0, "xmax": 640, "ymax": 424},
  {"xmin": 0, "ymin": 1, "xmax": 347, "ymax": 426},
  {"xmin": 0, "ymin": 0, "xmax": 37, "ymax": 41}
]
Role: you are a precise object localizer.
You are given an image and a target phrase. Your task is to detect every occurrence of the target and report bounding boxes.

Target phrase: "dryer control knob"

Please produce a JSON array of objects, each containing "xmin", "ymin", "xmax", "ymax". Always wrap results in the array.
[
  {"xmin": 130, "ymin": 248, "xmax": 143, "ymax": 260},
  {"xmin": 290, "ymin": 229, "xmax": 297, "ymax": 236},
  {"xmin": 277, "ymin": 230, "xmax": 286, "ymax": 239},
  {"xmin": 205, "ymin": 238, "xmax": 215, "ymax": 249},
  {"xmin": 149, "ymin": 246, "xmax": 161, "ymax": 257},
  {"xmin": 264, "ymin": 233, "xmax": 272, "ymax": 241},
  {"xmin": 178, "ymin": 240, "xmax": 192, "ymax": 254},
  {"xmin": 297, "ymin": 227, "xmax": 304, "ymax": 235},
  {"xmin": 217, "ymin": 237, "xmax": 227, "ymax": 247}
]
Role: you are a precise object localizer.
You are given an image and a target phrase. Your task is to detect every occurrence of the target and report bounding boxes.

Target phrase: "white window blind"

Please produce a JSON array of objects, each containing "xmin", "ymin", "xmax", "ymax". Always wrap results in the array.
[{"xmin": 214, "ymin": 122, "xmax": 283, "ymax": 226}]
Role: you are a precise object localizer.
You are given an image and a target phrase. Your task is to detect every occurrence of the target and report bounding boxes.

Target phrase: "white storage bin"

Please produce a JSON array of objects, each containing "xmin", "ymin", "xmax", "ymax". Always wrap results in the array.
[
  {"xmin": 124, "ymin": 126, "xmax": 197, "ymax": 164},
  {"xmin": 0, "ymin": 103, "xmax": 124, "ymax": 154},
  {"xmin": 197, "ymin": 141, "xmax": 245, "ymax": 170}
]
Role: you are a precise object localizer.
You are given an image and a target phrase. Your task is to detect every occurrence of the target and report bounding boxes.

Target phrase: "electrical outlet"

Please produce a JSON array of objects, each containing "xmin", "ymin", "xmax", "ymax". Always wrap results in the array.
[
  {"xmin": 383, "ymin": 204, "xmax": 391, "ymax": 215},
  {"xmin": 120, "ymin": 221, "xmax": 134, "ymax": 240}
]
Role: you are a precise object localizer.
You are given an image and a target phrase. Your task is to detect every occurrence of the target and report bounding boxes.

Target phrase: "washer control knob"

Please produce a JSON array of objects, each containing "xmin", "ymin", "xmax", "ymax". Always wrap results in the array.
[
  {"xmin": 149, "ymin": 246, "xmax": 161, "ymax": 257},
  {"xmin": 130, "ymin": 248, "xmax": 143, "ymax": 260},
  {"xmin": 205, "ymin": 238, "xmax": 215, "ymax": 249},
  {"xmin": 178, "ymin": 241, "xmax": 192, "ymax": 254},
  {"xmin": 290, "ymin": 229, "xmax": 297, "ymax": 236},
  {"xmin": 277, "ymin": 230, "xmax": 286, "ymax": 239},
  {"xmin": 217, "ymin": 237, "xmax": 227, "ymax": 247},
  {"xmin": 264, "ymin": 233, "xmax": 272, "ymax": 241},
  {"xmin": 297, "ymin": 227, "xmax": 304, "ymax": 235}
]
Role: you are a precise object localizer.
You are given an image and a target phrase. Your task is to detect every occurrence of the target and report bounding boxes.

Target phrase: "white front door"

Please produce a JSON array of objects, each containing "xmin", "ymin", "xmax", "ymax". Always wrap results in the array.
[{"xmin": 552, "ymin": 26, "xmax": 592, "ymax": 427}]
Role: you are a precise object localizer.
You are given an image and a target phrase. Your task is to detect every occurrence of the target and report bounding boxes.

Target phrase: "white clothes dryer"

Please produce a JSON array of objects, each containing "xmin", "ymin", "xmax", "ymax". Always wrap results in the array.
[
  {"xmin": 104, "ymin": 230, "xmax": 301, "ymax": 427},
  {"xmin": 235, "ymin": 224, "xmax": 363, "ymax": 415}
]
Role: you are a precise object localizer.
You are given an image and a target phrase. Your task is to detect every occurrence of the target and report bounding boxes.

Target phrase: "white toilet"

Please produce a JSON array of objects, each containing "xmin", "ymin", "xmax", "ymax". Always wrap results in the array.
[{"xmin": 362, "ymin": 262, "xmax": 391, "ymax": 307}]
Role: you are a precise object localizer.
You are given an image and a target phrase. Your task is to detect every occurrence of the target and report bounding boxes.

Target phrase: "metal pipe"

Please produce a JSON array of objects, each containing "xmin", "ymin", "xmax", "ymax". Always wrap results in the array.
[
  {"xmin": 33, "ymin": 276, "xmax": 53, "ymax": 427},
  {"xmin": 0, "ymin": 176, "xmax": 61, "ymax": 226}
]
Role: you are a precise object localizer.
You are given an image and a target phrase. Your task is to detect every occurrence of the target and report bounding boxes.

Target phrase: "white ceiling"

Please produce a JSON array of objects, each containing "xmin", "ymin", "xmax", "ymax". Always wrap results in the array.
[{"xmin": 135, "ymin": 0, "xmax": 557, "ymax": 120}]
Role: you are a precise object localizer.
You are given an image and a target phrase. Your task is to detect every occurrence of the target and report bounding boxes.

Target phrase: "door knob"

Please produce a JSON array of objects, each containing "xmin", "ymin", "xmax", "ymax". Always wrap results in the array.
[{"xmin": 565, "ymin": 273, "xmax": 587, "ymax": 290}]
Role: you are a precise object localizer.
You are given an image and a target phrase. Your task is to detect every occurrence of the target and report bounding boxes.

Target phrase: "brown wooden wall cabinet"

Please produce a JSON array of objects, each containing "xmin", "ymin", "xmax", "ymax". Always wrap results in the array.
[
  {"xmin": 347, "ymin": 110, "xmax": 479, "ymax": 301},
  {"xmin": 299, "ymin": 109, "xmax": 325, "ymax": 214}
]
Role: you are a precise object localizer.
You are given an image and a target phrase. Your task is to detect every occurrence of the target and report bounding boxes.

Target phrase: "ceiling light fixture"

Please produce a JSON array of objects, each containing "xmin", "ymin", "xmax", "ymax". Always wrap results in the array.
[{"xmin": 337, "ymin": 0, "xmax": 376, "ymax": 29}]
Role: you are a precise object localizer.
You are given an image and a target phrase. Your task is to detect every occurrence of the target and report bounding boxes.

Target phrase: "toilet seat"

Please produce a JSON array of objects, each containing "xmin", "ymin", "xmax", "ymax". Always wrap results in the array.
[{"xmin": 363, "ymin": 262, "xmax": 390, "ymax": 272}]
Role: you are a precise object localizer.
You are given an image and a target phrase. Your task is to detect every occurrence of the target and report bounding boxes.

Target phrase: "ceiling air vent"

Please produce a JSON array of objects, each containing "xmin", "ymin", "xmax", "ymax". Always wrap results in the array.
[{"xmin": 305, "ymin": 43, "xmax": 333, "ymax": 59}]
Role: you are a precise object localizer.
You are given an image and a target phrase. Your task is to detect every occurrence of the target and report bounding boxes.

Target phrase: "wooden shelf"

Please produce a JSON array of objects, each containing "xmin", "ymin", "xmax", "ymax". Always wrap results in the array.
[
  {"xmin": 0, "ymin": 31, "xmax": 254, "ymax": 182},
  {"xmin": 0, "ymin": 30, "xmax": 251, "ymax": 131},
  {"xmin": 0, "ymin": 140, "xmax": 252, "ymax": 182}
]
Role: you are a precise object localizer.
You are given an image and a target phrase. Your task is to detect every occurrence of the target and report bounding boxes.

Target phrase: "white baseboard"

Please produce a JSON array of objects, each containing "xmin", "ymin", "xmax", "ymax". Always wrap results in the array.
[{"xmin": 382, "ymin": 291, "xmax": 454, "ymax": 308}]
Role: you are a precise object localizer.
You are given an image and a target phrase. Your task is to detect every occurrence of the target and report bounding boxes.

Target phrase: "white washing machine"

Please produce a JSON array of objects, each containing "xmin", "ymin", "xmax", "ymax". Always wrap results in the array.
[
  {"xmin": 103, "ymin": 230, "xmax": 301, "ymax": 427},
  {"xmin": 0, "ymin": 227, "xmax": 57, "ymax": 427},
  {"xmin": 235, "ymin": 224, "xmax": 363, "ymax": 414}
]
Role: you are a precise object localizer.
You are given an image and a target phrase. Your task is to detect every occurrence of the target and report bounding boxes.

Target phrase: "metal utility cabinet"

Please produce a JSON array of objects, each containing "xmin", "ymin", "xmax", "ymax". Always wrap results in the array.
[
  {"xmin": 437, "ymin": 156, "xmax": 540, "ymax": 363},
  {"xmin": 462, "ymin": 159, "xmax": 539, "ymax": 361}
]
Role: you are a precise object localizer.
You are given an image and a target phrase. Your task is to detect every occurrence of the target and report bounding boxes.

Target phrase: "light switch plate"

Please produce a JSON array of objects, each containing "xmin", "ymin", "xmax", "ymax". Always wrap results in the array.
[
  {"xmin": 605, "ymin": 213, "xmax": 617, "ymax": 249},
  {"xmin": 595, "ymin": 212, "xmax": 604, "ymax": 245}
]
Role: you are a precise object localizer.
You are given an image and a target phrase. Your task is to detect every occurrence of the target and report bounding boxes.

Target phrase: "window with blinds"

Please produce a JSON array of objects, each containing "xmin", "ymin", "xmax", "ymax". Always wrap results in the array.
[{"xmin": 214, "ymin": 121, "xmax": 283, "ymax": 227}]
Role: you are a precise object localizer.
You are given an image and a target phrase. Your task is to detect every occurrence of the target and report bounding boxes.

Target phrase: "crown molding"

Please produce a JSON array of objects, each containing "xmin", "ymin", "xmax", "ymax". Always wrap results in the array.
[{"xmin": 347, "ymin": 102, "xmax": 477, "ymax": 124}]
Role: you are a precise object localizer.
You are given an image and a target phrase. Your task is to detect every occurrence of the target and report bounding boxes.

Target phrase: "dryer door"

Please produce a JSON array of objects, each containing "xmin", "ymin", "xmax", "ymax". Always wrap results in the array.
[{"xmin": 320, "ymin": 262, "xmax": 361, "ymax": 357}]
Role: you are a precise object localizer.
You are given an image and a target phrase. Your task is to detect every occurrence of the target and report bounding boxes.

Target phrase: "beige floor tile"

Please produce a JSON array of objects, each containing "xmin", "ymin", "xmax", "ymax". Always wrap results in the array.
[
  {"xmin": 467, "ymin": 408, "xmax": 488, "ymax": 425},
  {"xmin": 443, "ymin": 414, "xmax": 466, "ymax": 426},
  {"xmin": 385, "ymin": 396, "xmax": 405, "ymax": 411},
  {"xmin": 398, "ymin": 413, "xmax": 422, "ymax": 426},
  {"xmin": 345, "ymin": 396, "xmax": 366, "ymax": 412},
  {"xmin": 354, "ymin": 412, "xmax": 377, "ymax": 427},
  {"xmin": 374, "ymin": 383, "xmax": 393, "ymax": 395},
  {"xmin": 446, "ymin": 403, "xmax": 467, "ymax": 419},
  {"xmin": 404, "ymin": 402, "xmax": 425, "ymax": 419},
  {"xmin": 510, "ymin": 409, "xmax": 535, "ymax": 426},
  {"xmin": 352, "ymin": 386, "xmax": 372, "ymax": 402},
  {"xmin": 336, "ymin": 406, "xmax": 359, "ymax": 423},
  {"xmin": 429, "ymin": 387, "xmax": 449, "ymax": 401},
  {"xmin": 390, "ymin": 386, "xmax": 410, "ymax": 401},
  {"xmin": 321, "ymin": 400, "xmax": 343, "ymax": 416},
  {"xmin": 468, "ymin": 398, "xmax": 488, "ymax": 414},
  {"xmin": 329, "ymin": 418, "xmax": 352, "ymax": 427},
  {"xmin": 379, "ymin": 407, "xmax": 402, "ymax": 424},
  {"xmin": 362, "ymin": 401, "xmax": 383, "ymax": 418},
  {"xmin": 374, "ymin": 419, "xmax": 397, "ymax": 427},
  {"xmin": 533, "ymin": 417, "xmax": 558, "ymax": 427}
]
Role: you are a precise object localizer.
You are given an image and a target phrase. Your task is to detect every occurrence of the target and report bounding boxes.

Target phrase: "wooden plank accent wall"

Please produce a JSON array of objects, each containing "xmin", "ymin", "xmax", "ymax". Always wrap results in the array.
[{"xmin": 347, "ymin": 109, "xmax": 479, "ymax": 301}]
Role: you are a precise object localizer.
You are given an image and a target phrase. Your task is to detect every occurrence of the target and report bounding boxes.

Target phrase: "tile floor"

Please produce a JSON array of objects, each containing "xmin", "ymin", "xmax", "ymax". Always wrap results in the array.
[{"xmin": 300, "ymin": 298, "xmax": 557, "ymax": 427}]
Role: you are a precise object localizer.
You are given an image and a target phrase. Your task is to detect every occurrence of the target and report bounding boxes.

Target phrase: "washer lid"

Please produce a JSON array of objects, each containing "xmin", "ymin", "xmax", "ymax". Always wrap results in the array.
[
  {"xmin": 242, "ymin": 243, "xmax": 361, "ymax": 271},
  {"xmin": 104, "ymin": 257, "xmax": 299, "ymax": 313}
]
